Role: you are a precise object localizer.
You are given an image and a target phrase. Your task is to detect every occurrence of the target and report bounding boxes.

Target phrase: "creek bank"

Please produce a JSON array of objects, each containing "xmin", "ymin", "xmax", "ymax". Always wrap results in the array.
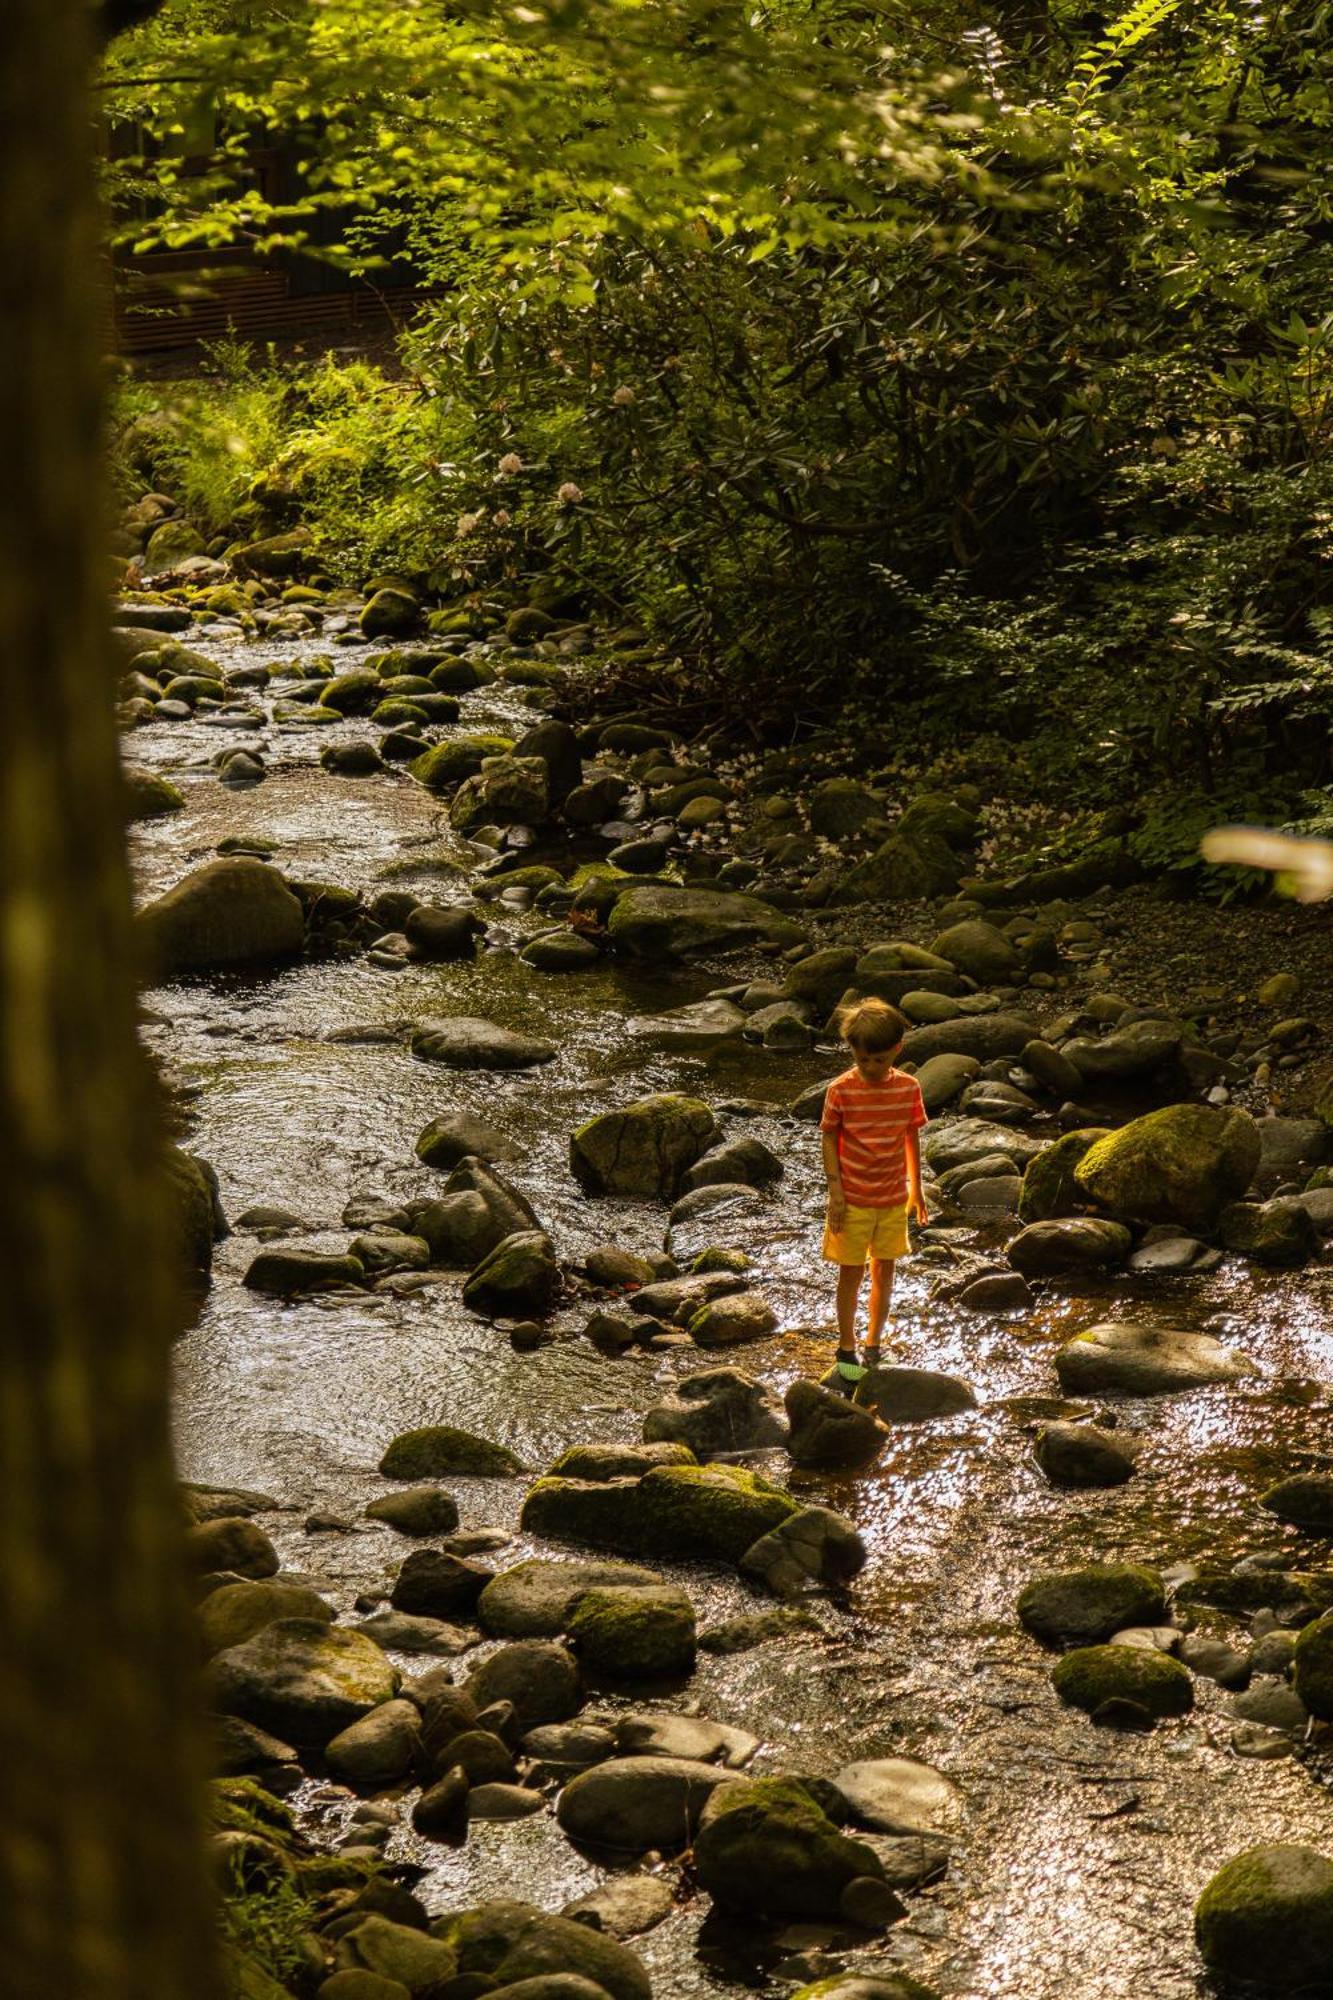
[{"xmin": 117, "ymin": 521, "xmax": 1333, "ymax": 1999}]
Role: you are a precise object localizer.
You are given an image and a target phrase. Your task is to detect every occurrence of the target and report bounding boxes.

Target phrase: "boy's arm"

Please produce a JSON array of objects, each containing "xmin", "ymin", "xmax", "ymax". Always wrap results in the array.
[
  {"xmin": 905, "ymin": 1128, "xmax": 926, "ymax": 1221},
  {"xmin": 822, "ymin": 1131, "xmax": 846, "ymax": 1229}
]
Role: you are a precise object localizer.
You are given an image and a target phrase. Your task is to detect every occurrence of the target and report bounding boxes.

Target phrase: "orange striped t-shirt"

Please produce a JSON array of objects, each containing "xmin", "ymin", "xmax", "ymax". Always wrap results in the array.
[{"xmin": 820, "ymin": 1066, "xmax": 927, "ymax": 1207}]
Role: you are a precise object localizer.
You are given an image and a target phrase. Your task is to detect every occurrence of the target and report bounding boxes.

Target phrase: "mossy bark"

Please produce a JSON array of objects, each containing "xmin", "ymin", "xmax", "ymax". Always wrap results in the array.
[{"xmin": 0, "ymin": 7, "xmax": 221, "ymax": 1994}]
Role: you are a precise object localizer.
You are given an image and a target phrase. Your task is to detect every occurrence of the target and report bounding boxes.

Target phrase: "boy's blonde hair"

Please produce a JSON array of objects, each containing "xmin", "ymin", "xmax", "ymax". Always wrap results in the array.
[{"xmin": 837, "ymin": 996, "xmax": 908, "ymax": 1054}]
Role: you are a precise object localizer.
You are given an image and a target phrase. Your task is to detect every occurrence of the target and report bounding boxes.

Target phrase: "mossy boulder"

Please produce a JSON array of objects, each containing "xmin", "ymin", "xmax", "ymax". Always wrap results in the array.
[
  {"xmin": 319, "ymin": 671, "xmax": 383, "ymax": 716},
  {"xmin": 379, "ymin": 1425, "xmax": 523, "ymax": 1480},
  {"xmin": 449, "ymin": 754, "xmax": 550, "ymax": 831},
  {"xmin": 139, "ymin": 858, "xmax": 305, "ymax": 976},
  {"xmin": 781, "ymin": 946, "xmax": 861, "ymax": 1014},
  {"xmin": 242, "ymin": 1248, "xmax": 364, "ymax": 1296},
  {"xmin": 931, "ymin": 919, "xmax": 1022, "ymax": 983},
  {"xmin": 1073, "ymin": 1103, "xmax": 1261, "ymax": 1234},
  {"xmin": 477, "ymin": 1556, "xmax": 668, "ymax": 1638},
  {"xmin": 694, "ymin": 1776, "xmax": 889, "ymax": 1921},
  {"xmin": 1051, "ymin": 1644, "xmax": 1193, "ymax": 1721},
  {"xmin": 360, "ymin": 588, "xmax": 419, "ymax": 639},
  {"xmin": 521, "ymin": 1462, "xmax": 798, "ymax": 1568},
  {"xmin": 1195, "ymin": 1845, "xmax": 1333, "ymax": 1991},
  {"xmin": 124, "ymin": 767, "xmax": 185, "ymax": 819},
  {"xmin": 834, "ymin": 793, "xmax": 975, "ymax": 902},
  {"xmin": 364, "ymin": 1485, "xmax": 460, "ymax": 1537},
  {"xmin": 162, "ymin": 1143, "xmax": 221, "ymax": 1276},
  {"xmin": 1017, "ymin": 1563, "xmax": 1166, "ymax": 1647},
  {"xmin": 199, "ymin": 1580, "xmax": 333, "ymax": 1657},
  {"xmin": 409, "ymin": 734, "xmax": 514, "ymax": 791},
  {"xmin": 1262, "ymin": 1475, "xmax": 1333, "ymax": 1536},
  {"xmin": 1293, "ymin": 1610, "xmax": 1333, "ymax": 1718},
  {"xmin": 461, "ymin": 1230, "xmax": 561, "ymax": 1318},
  {"xmin": 1219, "ymin": 1198, "xmax": 1321, "ymax": 1267},
  {"xmin": 431, "ymin": 1900, "xmax": 651, "ymax": 2000},
  {"xmin": 211, "ymin": 1618, "xmax": 400, "ymax": 1745},
  {"xmin": 144, "ymin": 517, "xmax": 206, "ymax": 568},
  {"xmin": 636, "ymin": 1463, "xmax": 798, "ymax": 1563},
  {"xmin": 570, "ymin": 1093, "xmax": 719, "ymax": 1199},
  {"xmin": 336, "ymin": 1914, "xmax": 456, "ymax": 1992},
  {"xmin": 566, "ymin": 1585, "xmax": 697, "ymax": 1679},
  {"xmin": 1017, "ymin": 1129, "xmax": 1110, "ymax": 1224},
  {"xmin": 688, "ymin": 1291, "xmax": 778, "ymax": 1347},
  {"xmin": 230, "ymin": 528, "xmax": 313, "ymax": 578},
  {"xmin": 186, "ymin": 1515, "xmax": 279, "ymax": 1579}
]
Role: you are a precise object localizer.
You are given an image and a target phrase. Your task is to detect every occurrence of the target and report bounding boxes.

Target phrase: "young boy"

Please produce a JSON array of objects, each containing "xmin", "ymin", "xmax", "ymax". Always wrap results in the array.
[{"xmin": 820, "ymin": 997, "xmax": 928, "ymax": 1394}]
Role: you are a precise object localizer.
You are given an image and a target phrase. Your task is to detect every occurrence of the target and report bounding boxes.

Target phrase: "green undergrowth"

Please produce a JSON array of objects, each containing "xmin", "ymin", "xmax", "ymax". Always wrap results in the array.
[{"xmin": 112, "ymin": 321, "xmax": 1333, "ymax": 871}]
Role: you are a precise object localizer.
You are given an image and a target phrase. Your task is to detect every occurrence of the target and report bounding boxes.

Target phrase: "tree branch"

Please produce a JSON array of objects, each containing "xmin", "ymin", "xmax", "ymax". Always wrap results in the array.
[{"xmin": 97, "ymin": 0, "xmax": 172, "ymax": 47}]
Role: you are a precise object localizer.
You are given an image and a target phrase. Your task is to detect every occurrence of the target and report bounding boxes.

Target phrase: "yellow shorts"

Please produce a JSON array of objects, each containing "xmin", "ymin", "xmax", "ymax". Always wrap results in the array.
[{"xmin": 822, "ymin": 1202, "xmax": 910, "ymax": 1266}]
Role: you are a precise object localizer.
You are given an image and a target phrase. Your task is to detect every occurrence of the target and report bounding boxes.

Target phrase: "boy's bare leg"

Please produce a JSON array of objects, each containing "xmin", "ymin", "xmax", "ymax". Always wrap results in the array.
[
  {"xmin": 864, "ymin": 1256, "xmax": 895, "ymax": 1361},
  {"xmin": 835, "ymin": 1263, "xmax": 865, "ymax": 1352}
]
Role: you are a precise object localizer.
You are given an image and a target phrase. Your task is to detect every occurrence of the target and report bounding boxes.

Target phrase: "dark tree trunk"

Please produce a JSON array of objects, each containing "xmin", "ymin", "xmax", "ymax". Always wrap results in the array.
[{"xmin": 0, "ymin": 5, "xmax": 223, "ymax": 1996}]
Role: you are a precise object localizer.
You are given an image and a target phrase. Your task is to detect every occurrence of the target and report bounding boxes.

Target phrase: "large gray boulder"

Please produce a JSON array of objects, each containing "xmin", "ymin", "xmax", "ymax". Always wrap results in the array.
[
  {"xmin": 324, "ymin": 1697, "xmax": 423, "ymax": 1787},
  {"xmin": 139, "ymin": 858, "xmax": 305, "ymax": 976},
  {"xmin": 1063, "ymin": 1019, "xmax": 1180, "ymax": 1082},
  {"xmin": 606, "ymin": 886, "xmax": 804, "ymax": 959},
  {"xmin": 514, "ymin": 718, "xmax": 583, "ymax": 804},
  {"xmin": 571, "ymin": 1093, "xmax": 719, "ymax": 1198},
  {"xmin": 922, "ymin": 1118, "xmax": 1043, "ymax": 1175},
  {"xmin": 1007, "ymin": 1217, "xmax": 1132, "ymax": 1277},
  {"xmin": 1054, "ymin": 1319, "xmax": 1257, "ymax": 1396},
  {"xmin": 415, "ymin": 1110, "xmax": 524, "ymax": 1170},
  {"xmin": 862, "ymin": 1365, "xmax": 977, "ymax": 1423},
  {"xmin": 1033, "ymin": 1422, "xmax": 1136, "ymax": 1488},
  {"xmin": 785, "ymin": 1379, "xmax": 884, "ymax": 1468},
  {"xmin": 465, "ymin": 1640, "xmax": 582, "ymax": 1728},
  {"xmin": 902, "ymin": 1013, "xmax": 1038, "ymax": 1065}
]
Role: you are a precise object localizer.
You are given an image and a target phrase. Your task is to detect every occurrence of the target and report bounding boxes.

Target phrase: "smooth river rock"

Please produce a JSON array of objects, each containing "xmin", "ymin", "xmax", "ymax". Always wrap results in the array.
[
  {"xmin": 556, "ymin": 1754, "xmax": 737, "ymax": 1850},
  {"xmin": 1054, "ymin": 1320, "xmax": 1257, "ymax": 1396},
  {"xmin": 410, "ymin": 1017, "xmax": 557, "ymax": 1069},
  {"xmin": 833, "ymin": 1757, "xmax": 963, "ymax": 1835}
]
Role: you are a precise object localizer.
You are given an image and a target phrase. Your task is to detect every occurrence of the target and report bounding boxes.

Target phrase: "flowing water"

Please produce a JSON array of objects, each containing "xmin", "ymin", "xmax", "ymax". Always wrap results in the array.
[{"xmin": 132, "ymin": 629, "xmax": 1333, "ymax": 1997}]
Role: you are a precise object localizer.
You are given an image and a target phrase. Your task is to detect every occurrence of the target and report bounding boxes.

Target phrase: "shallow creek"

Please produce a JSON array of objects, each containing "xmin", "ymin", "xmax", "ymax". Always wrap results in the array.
[{"xmin": 131, "ymin": 630, "xmax": 1333, "ymax": 1998}]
